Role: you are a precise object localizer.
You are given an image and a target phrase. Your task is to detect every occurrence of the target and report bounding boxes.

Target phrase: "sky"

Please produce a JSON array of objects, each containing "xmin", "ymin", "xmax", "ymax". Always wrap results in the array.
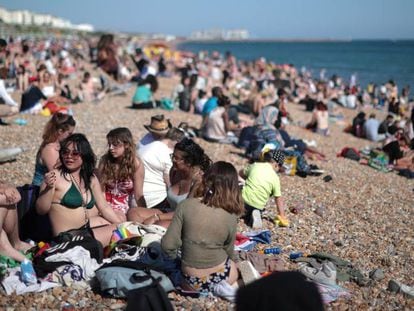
[{"xmin": 1, "ymin": 0, "xmax": 414, "ymax": 39}]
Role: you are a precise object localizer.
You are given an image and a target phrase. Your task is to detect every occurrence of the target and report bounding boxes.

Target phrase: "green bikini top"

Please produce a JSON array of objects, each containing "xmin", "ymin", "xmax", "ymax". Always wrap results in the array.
[{"xmin": 55, "ymin": 182, "xmax": 95, "ymax": 210}]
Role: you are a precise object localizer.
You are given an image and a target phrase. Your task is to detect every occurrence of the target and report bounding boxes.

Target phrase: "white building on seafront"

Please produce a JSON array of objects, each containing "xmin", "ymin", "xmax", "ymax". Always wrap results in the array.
[
  {"xmin": 190, "ymin": 28, "xmax": 249, "ymax": 40},
  {"xmin": 0, "ymin": 6, "xmax": 94, "ymax": 32}
]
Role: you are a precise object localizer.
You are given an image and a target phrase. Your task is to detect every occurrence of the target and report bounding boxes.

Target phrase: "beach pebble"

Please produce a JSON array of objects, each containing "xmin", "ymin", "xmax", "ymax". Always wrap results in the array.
[
  {"xmin": 314, "ymin": 205, "xmax": 326, "ymax": 217},
  {"xmin": 369, "ymin": 269, "xmax": 385, "ymax": 281},
  {"xmin": 388, "ymin": 280, "xmax": 401, "ymax": 293}
]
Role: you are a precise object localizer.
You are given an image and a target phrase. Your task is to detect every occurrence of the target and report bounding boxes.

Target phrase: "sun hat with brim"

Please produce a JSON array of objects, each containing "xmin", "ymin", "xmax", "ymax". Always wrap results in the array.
[{"xmin": 144, "ymin": 115, "xmax": 172, "ymax": 134}]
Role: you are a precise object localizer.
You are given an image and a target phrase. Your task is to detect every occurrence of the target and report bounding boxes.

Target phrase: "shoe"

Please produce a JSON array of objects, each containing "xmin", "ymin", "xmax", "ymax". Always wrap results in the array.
[
  {"xmin": 299, "ymin": 261, "xmax": 337, "ymax": 286},
  {"xmin": 308, "ymin": 167, "xmax": 325, "ymax": 176},
  {"xmin": 275, "ymin": 215, "xmax": 289, "ymax": 227},
  {"xmin": 20, "ymin": 260, "xmax": 37, "ymax": 285},
  {"xmin": 251, "ymin": 209, "xmax": 262, "ymax": 229},
  {"xmin": 213, "ymin": 280, "xmax": 237, "ymax": 302},
  {"xmin": 304, "ymin": 139, "xmax": 317, "ymax": 147},
  {"xmin": 388, "ymin": 280, "xmax": 414, "ymax": 298},
  {"xmin": 111, "ymin": 246, "xmax": 147, "ymax": 261},
  {"xmin": 0, "ymin": 119, "xmax": 10, "ymax": 126},
  {"xmin": 238, "ymin": 260, "xmax": 260, "ymax": 286}
]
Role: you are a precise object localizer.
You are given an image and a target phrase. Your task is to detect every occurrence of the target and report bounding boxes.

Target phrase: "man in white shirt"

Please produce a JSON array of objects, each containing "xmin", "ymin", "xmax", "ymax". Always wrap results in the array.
[
  {"xmin": 137, "ymin": 114, "xmax": 172, "ymax": 149},
  {"xmin": 128, "ymin": 126, "xmax": 184, "ymax": 222}
]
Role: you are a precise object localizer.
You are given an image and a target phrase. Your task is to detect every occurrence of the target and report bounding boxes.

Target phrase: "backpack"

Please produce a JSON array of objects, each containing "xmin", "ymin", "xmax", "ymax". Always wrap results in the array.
[
  {"xmin": 95, "ymin": 260, "xmax": 174, "ymax": 298},
  {"xmin": 283, "ymin": 156, "xmax": 297, "ymax": 176},
  {"xmin": 283, "ymin": 149, "xmax": 310, "ymax": 174},
  {"xmin": 125, "ymin": 275, "xmax": 174, "ymax": 311},
  {"xmin": 337, "ymin": 147, "xmax": 361, "ymax": 161},
  {"xmin": 16, "ymin": 184, "xmax": 53, "ymax": 242},
  {"xmin": 160, "ymin": 98, "xmax": 174, "ymax": 111}
]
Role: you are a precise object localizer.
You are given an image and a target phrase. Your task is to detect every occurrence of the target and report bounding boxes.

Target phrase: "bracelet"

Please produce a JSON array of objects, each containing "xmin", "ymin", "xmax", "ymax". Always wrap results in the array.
[{"xmin": 154, "ymin": 214, "xmax": 160, "ymax": 221}]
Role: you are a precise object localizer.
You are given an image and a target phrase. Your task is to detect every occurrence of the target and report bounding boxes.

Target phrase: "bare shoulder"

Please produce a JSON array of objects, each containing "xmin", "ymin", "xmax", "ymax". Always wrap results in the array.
[{"xmin": 43, "ymin": 142, "xmax": 60, "ymax": 153}]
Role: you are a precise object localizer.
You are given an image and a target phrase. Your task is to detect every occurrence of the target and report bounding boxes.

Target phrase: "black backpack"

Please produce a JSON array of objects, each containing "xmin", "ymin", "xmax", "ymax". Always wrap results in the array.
[{"xmin": 125, "ymin": 274, "xmax": 174, "ymax": 311}]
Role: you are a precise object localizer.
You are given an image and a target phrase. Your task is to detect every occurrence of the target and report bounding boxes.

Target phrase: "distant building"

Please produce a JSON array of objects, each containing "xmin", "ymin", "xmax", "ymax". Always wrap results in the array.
[
  {"xmin": 190, "ymin": 28, "xmax": 249, "ymax": 40},
  {"xmin": 0, "ymin": 6, "xmax": 94, "ymax": 32}
]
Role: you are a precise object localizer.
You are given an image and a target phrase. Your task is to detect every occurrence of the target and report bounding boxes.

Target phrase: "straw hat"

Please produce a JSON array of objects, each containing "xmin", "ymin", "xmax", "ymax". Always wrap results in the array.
[{"xmin": 144, "ymin": 114, "xmax": 172, "ymax": 134}]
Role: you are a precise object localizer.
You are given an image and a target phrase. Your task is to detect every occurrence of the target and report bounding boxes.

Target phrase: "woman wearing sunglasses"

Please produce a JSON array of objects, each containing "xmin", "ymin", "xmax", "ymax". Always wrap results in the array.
[{"xmin": 36, "ymin": 133, "xmax": 123, "ymax": 246}]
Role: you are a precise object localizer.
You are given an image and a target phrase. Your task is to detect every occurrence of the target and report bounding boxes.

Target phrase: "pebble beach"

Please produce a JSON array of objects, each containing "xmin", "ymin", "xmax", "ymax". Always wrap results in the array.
[{"xmin": 0, "ymin": 76, "xmax": 413, "ymax": 310}]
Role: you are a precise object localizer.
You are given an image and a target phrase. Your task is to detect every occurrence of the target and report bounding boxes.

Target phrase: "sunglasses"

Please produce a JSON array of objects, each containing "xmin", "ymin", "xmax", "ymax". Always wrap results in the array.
[{"xmin": 61, "ymin": 148, "xmax": 81, "ymax": 159}]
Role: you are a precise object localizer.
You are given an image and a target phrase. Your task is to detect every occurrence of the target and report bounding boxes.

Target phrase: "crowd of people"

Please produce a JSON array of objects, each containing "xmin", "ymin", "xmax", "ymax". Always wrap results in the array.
[{"xmin": 0, "ymin": 33, "xmax": 413, "ymax": 306}]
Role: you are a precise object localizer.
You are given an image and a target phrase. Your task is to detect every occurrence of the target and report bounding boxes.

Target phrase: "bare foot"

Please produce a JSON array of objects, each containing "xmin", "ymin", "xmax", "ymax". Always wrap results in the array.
[{"xmin": 14, "ymin": 240, "xmax": 33, "ymax": 252}]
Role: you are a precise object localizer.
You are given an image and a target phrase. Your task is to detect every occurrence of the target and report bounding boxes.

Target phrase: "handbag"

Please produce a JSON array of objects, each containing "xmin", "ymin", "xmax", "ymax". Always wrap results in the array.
[{"xmin": 54, "ymin": 221, "xmax": 95, "ymax": 243}]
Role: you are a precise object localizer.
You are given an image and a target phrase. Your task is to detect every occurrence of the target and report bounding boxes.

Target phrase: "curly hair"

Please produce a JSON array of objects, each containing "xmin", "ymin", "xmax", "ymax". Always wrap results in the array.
[
  {"xmin": 59, "ymin": 133, "xmax": 96, "ymax": 191},
  {"xmin": 99, "ymin": 127, "xmax": 137, "ymax": 185},
  {"xmin": 201, "ymin": 161, "xmax": 244, "ymax": 216},
  {"xmin": 174, "ymin": 138, "xmax": 212, "ymax": 172}
]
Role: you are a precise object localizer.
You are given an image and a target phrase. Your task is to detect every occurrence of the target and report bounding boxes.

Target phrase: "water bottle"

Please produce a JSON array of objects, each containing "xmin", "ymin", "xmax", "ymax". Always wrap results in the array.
[
  {"xmin": 0, "ymin": 147, "xmax": 26, "ymax": 162},
  {"xmin": 259, "ymin": 247, "xmax": 282, "ymax": 255},
  {"xmin": 289, "ymin": 252, "xmax": 304, "ymax": 260}
]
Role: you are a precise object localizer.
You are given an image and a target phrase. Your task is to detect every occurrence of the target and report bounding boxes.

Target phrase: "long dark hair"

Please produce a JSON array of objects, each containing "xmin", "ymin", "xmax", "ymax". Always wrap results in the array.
[
  {"xmin": 174, "ymin": 138, "xmax": 212, "ymax": 172},
  {"xmin": 201, "ymin": 161, "xmax": 243, "ymax": 215},
  {"xmin": 59, "ymin": 133, "xmax": 96, "ymax": 191},
  {"xmin": 139, "ymin": 74, "xmax": 158, "ymax": 92}
]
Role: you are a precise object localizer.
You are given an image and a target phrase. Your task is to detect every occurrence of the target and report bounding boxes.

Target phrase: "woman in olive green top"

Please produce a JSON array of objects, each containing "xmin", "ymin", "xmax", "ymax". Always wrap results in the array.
[{"xmin": 161, "ymin": 161, "xmax": 244, "ymax": 294}]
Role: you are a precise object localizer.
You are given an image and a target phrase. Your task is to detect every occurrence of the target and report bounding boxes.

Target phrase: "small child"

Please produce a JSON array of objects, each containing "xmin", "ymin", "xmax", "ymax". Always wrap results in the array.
[{"xmin": 240, "ymin": 149, "xmax": 288, "ymax": 229}]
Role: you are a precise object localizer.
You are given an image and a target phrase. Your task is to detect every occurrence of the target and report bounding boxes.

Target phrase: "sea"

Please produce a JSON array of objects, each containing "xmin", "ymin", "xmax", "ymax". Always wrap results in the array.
[{"xmin": 177, "ymin": 40, "xmax": 414, "ymax": 90}]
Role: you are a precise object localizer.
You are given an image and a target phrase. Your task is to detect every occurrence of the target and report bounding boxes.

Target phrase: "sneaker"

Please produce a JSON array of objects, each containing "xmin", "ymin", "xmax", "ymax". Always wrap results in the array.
[
  {"xmin": 20, "ymin": 260, "xmax": 37, "ymax": 285},
  {"xmin": 308, "ymin": 166, "xmax": 325, "ymax": 176},
  {"xmin": 213, "ymin": 280, "xmax": 237, "ymax": 302},
  {"xmin": 111, "ymin": 246, "xmax": 147, "ymax": 261},
  {"xmin": 299, "ymin": 262, "xmax": 337, "ymax": 286},
  {"xmin": 251, "ymin": 209, "xmax": 262, "ymax": 229},
  {"xmin": 238, "ymin": 260, "xmax": 260, "ymax": 286},
  {"xmin": 0, "ymin": 119, "xmax": 10, "ymax": 126}
]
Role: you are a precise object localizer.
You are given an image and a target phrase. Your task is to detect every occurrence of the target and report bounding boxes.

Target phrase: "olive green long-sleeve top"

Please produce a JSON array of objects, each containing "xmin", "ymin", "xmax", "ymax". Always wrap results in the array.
[{"xmin": 161, "ymin": 198, "xmax": 238, "ymax": 269}]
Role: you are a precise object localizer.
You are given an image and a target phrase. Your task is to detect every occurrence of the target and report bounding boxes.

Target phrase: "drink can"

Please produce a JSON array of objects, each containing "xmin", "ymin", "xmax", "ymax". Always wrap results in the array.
[
  {"xmin": 289, "ymin": 252, "xmax": 304, "ymax": 260},
  {"xmin": 263, "ymin": 247, "xmax": 282, "ymax": 254}
]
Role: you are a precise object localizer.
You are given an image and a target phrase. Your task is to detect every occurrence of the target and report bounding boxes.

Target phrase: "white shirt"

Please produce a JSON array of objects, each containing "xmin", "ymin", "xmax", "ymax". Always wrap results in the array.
[
  {"xmin": 137, "ymin": 141, "xmax": 173, "ymax": 208},
  {"xmin": 0, "ymin": 79, "xmax": 18, "ymax": 107},
  {"xmin": 137, "ymin": 133, "xmax": 156, "ymax": 150}
]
